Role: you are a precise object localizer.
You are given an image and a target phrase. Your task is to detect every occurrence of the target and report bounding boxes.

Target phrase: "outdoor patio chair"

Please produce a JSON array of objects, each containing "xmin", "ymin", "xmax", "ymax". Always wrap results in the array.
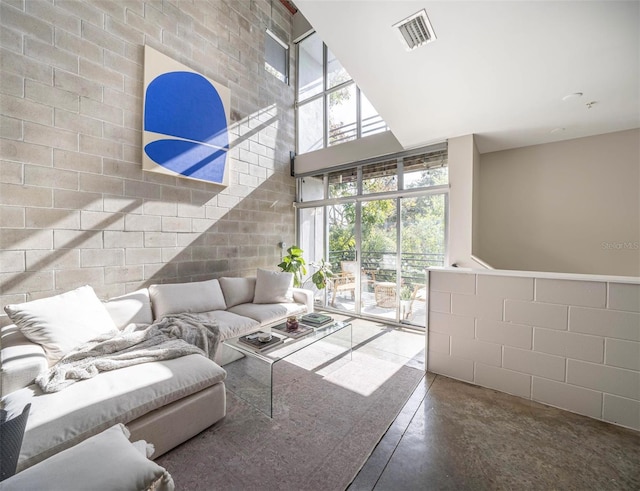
[
  {"xmin": 406, "ymin": 284, "xmax": 427, "ymax": 320},
  {"xmin": 330, "ymin": 262, "xmax": 378, "ymax": 306},
  {"xmin": 330, "ymin": 261, "xmax": 358, "ymax": 306},
  {"xmin": 374, "ymin": 281, "xmax": 396, "ymax": 308}
]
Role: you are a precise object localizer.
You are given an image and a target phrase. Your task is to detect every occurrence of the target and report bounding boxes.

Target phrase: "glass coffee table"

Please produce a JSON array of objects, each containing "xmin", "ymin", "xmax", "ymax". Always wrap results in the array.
[{"xmin": 223, "ymin": 320, "xmax": 352, "ymax": 417}]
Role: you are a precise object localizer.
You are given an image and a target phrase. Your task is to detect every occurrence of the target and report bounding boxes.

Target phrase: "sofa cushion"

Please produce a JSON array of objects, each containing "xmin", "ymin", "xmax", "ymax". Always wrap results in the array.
[
  {"xmin": 253, "ymin": 269, "xmax": 293, "ymax": 304},
  {"xmin": 227, "ymin": 302, "xmax": 306, "ymax": 325},
  {"xmin": 103, "ymin": 289, "xmax": 153, "ymax": 330},
  {"xmin": 149, "ymin": 279, "xmax": 227, "ymax": 319},
  {"xmin": 193, "ymin": 310, "xmax": 260, "ymax": 340},
  {"xmin": 218, "ymin": 277, "xmax": 256, "ymax": 308},
  {"xmin": 5, "ymin": 354, "xmax": 226, "ymax": 471},
  {"xmin": 0, "ymin": 326, "xmax": 48, "ymax": 396},
  {"xmin": 4, "ymin": 286, "xmax": 118, "ymax": 364},
  {"xmin": 189, "ymin": 311, "xmax": 261, "ymax": 365},
  {"xmin": 0, "ymin": 424, "xmax": 174, "ymax": 491}
]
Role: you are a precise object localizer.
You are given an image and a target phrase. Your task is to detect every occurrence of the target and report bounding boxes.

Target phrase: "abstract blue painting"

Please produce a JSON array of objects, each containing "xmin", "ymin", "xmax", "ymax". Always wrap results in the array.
[{"xmin": 143, "ymin": 46, "xmax": 230, "ymax": 186}]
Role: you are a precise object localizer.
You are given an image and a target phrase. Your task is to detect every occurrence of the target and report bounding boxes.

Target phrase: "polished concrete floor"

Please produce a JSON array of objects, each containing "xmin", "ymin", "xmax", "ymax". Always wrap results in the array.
[
  {"xmin": 314, "ymin": 313, "xmax": 639, "ymax": 490},
  {"xmin": 349, "ymin": 373, "xmax": 640, "ymax": 491}
]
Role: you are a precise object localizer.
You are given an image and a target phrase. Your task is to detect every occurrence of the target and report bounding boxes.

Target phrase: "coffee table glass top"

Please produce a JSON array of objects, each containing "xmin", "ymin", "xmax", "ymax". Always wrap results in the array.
[
  {"xmin": 222, "ymin": 321, "xmax": 352, "ymax": 417},
  {"xmin": 224, "ymin": 321, "xmax": 350, "ymax": 363}
]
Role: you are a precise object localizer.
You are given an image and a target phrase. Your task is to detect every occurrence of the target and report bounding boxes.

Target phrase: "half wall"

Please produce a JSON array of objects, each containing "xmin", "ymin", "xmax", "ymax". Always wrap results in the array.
[{"xmin": 426, "ymin": 267, "xmax": 640, "ymax": 431}]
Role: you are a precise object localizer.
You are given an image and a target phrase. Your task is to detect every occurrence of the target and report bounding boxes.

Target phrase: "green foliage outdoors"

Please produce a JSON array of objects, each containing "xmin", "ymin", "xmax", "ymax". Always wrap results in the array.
[
  {"xmin": 290, "ymin": 168, "xmax": 447, "ymax": 293},
  {"xmin": 327, "ymin": 168, "xmax": 448, "ymax": 285}
]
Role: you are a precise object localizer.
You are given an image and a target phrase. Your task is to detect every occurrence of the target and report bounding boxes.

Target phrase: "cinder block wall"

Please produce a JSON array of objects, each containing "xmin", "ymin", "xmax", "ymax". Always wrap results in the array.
[
  {"xmin": 427, "ymin": 269, "xmax": 640, "ymax": 431},
  {"xmin": 0, "ymin": 0, "xmax": 296, "ymax": 315}
]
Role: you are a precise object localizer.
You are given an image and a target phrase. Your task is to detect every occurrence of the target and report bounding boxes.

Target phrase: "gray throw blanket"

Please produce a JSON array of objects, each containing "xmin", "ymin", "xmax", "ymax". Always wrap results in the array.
[{"xmin": 36, "ymin": 313, "xmax": 220, "ymax": 393}]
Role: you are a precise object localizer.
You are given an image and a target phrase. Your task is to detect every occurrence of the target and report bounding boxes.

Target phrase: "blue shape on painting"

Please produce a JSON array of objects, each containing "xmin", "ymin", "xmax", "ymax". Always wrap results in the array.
[
  {"xmin": 144, "ymin": 140, "xmax": 227, "ymax": 183},
  {"xmin": 144, "ymin": 71, "xmax": 228, "ymax": 183}
]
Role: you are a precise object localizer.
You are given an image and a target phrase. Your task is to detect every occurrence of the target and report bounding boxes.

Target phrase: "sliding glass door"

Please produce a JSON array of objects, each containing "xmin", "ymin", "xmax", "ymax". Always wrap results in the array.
[
  {"xmin": 296, "ymin": 144, "xmax": 448, "ymax": 327},
  {"xmin": 304, "ymin": 193, "xmax": 445, "ymax": 326},
  {"xmin": 361, "ymin": 199, "xmax": 398, "ymax": 320},
  {"xmin": 399, "ymin": 194, "xmax": 446, "ymax": 326},
  {"xmin": 327, "ymin": 202, "xmax": 356, "ymax": 313}
]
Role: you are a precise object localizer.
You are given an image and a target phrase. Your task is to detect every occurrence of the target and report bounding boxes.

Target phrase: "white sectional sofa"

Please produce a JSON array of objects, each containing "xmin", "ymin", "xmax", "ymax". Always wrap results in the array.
[{"xmin": 0, "ymin": 269, "xmax": 313, "ymax": 472}]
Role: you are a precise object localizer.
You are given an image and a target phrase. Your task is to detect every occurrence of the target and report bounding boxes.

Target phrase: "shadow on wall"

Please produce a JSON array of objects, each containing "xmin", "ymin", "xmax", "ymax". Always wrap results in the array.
[
  {"xmin": 142, "ymin": 171, "xmax": 295, "ymax": 285},
  {"xmin": 1, "ymin": 104, "xmax": 295, "ymax": 306}
]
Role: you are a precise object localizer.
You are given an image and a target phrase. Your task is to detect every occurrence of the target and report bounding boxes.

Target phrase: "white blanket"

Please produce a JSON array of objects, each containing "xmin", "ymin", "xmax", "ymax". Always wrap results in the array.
[{"xmin": 36, "ymin": 313, "xmax": 220, "ymax": 393}]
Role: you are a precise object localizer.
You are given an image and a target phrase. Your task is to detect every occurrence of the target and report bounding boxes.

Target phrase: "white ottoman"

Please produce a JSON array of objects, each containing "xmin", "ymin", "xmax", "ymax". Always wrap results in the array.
[{"xmin": 0, "ymin": 424, "xmax": 174, "ymax": 491}]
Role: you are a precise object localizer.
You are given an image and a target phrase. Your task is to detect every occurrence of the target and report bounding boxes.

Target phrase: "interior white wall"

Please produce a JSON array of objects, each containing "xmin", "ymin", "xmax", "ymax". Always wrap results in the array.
[
  {"xmin": 292, "ymin": 10, "xmax": 313, "ymax": 42},
  {"xmin": 477, "ymin": 129, "xmax": 640, "ymax": 277},
  {"xmin": 472, "ymin": 140, "xmax": 481, "ymax": 260},
  {"xmin": 293, "ymin": 131, "xmax": 402, "ymax": 176},
  {"xmin": 447, "ymin": 134, "xmax": 479, "ymax": 268}
]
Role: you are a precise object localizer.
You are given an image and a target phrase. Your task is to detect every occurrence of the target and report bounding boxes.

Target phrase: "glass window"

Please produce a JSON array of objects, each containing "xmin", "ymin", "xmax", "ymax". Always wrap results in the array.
[
  {"xmin": 328, "ymin": 168, "xmax": 357, "ymax": 198},
  {"xmin": 298, "ymin": 206, "xmax": 326, "ymax": 305},
  {"xmin": 265, "ymin": 30, "xmax": 288, "ymax": 84},
  {"xmin": 296, "ymin": 33, "xmax": 390, "ymax": 155},
  {"xmin": 309, "ymin": 190, "xmax": 447, "ymax": 325},
  {"xmin": 298, "ymin": 33, "xmax": 323, "ymax": 101},
  {"xmin": 300, "ymin": 176, "xmax": 325, "ymax": 202},
  {"xmin": 403, "ymin": 153, "xmax": 448, "ymax": 189},
  {"xmin": 401, "ymin": 194, "xmax": 446, "ymax": 268},
  {"xmin": 328, "ymin": 84, "xmax": 357, "ymax": 147},
  {"xmin": 298, "ymin": 98, "xmax": 324, "ymax": 154},
  {"xmin": 327, "ymin": 48, "xmax": 351, "ymax": 89},
  {"xmin": 299, "ymin": 206, "xmax": 325, "ymax": 264},
  {"xmin": 360, "ymin": 92, "xmax": 388, "ymax": 138},
  {"xmin": 295, "ymin": 144, "xmax": 448, "ymax": 326},
  {"xmin": 362, "ymin": 160, "xmax": 397, "ymax": 194}
]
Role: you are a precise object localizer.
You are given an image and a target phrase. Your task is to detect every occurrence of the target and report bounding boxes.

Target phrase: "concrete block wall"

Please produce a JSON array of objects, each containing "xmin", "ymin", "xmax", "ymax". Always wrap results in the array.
[
  {"xmin": 0, "ymin": 0, "xmax": 296, "ymax": 315},
  {"xmin": 427, "ymin": 268, "xmax": 640, "ymax": 431}
]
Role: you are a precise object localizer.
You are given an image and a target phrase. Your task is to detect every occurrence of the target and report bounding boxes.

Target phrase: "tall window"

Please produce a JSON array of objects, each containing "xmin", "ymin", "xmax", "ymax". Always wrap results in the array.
[
  {"xmin": 296, "ymin": 32, "xmax": 388, "ymax": 154},
  {"xmin": 265, "ymin": 30, "xmax": 289, "ymax": 84},
  {"xmin": 296, "ymin": 143, "xmax": 448, "ymax": 327}
]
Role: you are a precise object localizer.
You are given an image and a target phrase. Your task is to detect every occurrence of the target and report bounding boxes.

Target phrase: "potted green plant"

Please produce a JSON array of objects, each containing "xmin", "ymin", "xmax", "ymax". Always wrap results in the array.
[
  {"xmin": 309, "ymin": 258, "xmax": 334, "ymax": 290},
  {"xmin": 277, "ymin": 246, "xmax": 307, "ymax": 288},
  {"xmin": 399, "ymin": 284, "xmax": 413, "ymax": 301},
  {"xmin": 400, "ymin": 285, "xmax": 413, "ymax": 319}
]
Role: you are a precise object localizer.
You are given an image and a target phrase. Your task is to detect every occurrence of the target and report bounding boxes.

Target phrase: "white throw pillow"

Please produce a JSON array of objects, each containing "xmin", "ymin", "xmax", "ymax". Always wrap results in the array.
[
  {"xmin": 103, "ymin": 289, "xmax": 153, "ymax": 330},
  {"xmin": 4, "ymin": 285, "xmax": 118, "ymax": 363},
  {"xmin": 149, "ymin": 279, "xmax": 227, "ymax": 319},
  {"xmin": 253, "ymin": 269, "xmax": 294, "ymax": 304},
  {"xmin": 218, "ymin": 277, "xmax": 256, "ymax": 307}
]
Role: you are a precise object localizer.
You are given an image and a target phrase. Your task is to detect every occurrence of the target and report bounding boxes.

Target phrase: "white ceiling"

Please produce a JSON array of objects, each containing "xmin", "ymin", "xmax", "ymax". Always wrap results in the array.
[{"xmin": 294, "ymin": 1, "xmax": 640, "ymax": 153}]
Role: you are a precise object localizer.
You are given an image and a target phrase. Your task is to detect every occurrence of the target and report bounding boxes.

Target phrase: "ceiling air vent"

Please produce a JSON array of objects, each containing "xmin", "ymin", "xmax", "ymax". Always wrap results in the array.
[{"xmin": 393, "ymin": 9, "xmax": 436, "ymax": 51}]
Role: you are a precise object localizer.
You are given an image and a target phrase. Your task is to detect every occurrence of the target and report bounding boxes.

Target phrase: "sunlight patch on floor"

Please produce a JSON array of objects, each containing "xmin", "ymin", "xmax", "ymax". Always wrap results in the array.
[
  {"xmin": 322, "ymin": 352, "xmax": 407, "ymax": 397},
  {"xmin": 285, "ymin": 320, "xmax": 424, "ymax": 397}
]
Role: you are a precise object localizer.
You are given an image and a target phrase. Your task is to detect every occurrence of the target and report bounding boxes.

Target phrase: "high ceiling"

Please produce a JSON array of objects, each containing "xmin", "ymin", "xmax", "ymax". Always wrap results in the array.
[{"xmin": 294, "ymin": 1, "xmax": 640, "ymax": 153}]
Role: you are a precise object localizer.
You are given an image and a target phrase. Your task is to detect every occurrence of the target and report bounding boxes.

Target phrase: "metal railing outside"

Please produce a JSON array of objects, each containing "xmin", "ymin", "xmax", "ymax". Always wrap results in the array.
[
  {"xmin": 328, "ymin": 250, "xmax": 445, "ymax": 286},
  {"xmin": 328, "ymin": 115, "xmax": 388, "ymax": 146}
]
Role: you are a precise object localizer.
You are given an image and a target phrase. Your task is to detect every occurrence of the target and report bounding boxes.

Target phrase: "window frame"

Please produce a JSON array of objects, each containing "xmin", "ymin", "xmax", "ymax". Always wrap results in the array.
[
  {"xmin": 295, "ymin": 32, "xmax": 387, "ymax": 155},
  {"xmin": 296, "ymin": 143, "xmax": 449, "ymax": 204},
  {"xmin": 294, "ymin": 143, "xmax": 449, "ymax": 326}
]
